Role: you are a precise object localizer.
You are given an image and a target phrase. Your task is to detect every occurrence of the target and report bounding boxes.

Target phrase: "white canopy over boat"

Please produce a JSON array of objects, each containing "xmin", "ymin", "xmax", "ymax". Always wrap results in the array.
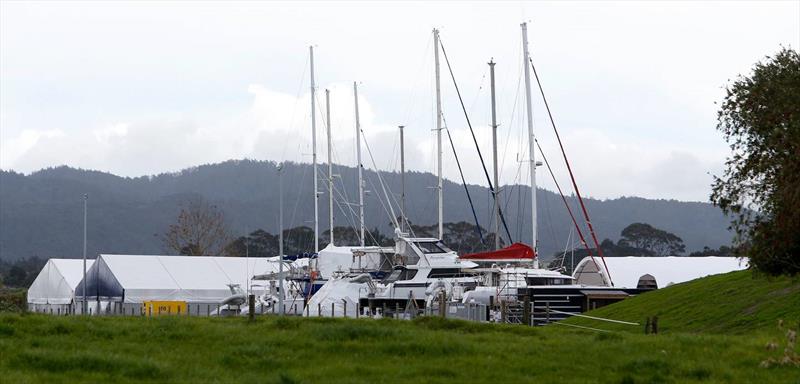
[{"xmin": 572, "ymin": 256, "xmax": 748, "ymax": 288}]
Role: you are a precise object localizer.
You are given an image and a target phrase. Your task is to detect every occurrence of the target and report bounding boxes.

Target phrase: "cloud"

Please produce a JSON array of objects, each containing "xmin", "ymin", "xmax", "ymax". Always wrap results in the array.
[
  {"xmin": 0, "ymin": 129, "xmax": 65, "ymax": 170},
  {"xmin": 0, "ymin": 81, "xmax": 727, "ymax": 202}
]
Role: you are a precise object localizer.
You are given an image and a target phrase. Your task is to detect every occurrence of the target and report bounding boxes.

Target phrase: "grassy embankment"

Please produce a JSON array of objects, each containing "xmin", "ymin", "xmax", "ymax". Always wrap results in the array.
[
  {"xmin": 565, "ymin": 270, "xmax": 800, "ymax": 334},
  {"xmin": 0, "ymin": 270, "xmax": 797, "ymax": 383}
]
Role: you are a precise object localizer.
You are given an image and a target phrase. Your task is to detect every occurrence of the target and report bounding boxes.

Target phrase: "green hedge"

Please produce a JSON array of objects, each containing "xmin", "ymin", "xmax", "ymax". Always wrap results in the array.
[{"xmin": 0, "ymin": 289, "xmax": 27, "ymax": 313}]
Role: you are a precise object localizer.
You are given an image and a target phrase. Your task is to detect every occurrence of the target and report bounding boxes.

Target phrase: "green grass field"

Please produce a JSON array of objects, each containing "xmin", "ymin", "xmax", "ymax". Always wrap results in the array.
[
  {"xmin": 565, "ymin": 270, "xmax": 800, "ymax": 334},
  {"xmin": 0, "ymin": 270, "xmax": 797, "ymax": 383}
]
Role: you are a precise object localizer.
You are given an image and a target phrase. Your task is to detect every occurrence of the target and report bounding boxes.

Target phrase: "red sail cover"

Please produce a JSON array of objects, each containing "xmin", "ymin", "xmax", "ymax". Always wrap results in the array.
[{"xmin": 461, "ymin": 243, "xmax": 536, "ymax": 261}]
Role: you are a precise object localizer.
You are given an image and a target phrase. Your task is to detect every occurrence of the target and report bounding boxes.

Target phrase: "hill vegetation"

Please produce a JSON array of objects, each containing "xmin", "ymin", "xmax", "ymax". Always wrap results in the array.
[{"xmin": 0, "ymin": 161, "xmax": 732, "ymax": 262}]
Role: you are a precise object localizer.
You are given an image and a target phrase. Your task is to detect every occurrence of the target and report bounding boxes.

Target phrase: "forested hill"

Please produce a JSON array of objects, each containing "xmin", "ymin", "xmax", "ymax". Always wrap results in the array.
[{"xmin": 0, "ymin": 160, "xmax": 732, "ymax": 261}]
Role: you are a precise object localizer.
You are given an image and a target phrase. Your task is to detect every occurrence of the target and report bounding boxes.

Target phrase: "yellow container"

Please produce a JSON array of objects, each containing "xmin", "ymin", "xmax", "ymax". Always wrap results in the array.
[{"xmin": 142, "ymin": 301, "xmax": 188, "ymax": 316}]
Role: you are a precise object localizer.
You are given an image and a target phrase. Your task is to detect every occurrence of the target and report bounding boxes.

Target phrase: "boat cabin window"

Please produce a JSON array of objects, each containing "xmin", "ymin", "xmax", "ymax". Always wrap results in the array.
[
  {"xmin": 382, "ymin": 268, "xmax": 418, "ymax": 283},
  {"xmin": 414, "ymin": 241, "xmax": 452, "ymax": 254},
  {"xmin": 428, "ymin": 268, "xmax": 473, "ymax": 279},
  {"xmin": 525, "ymin": 277, "xmax": 570, "ymax": 286}
]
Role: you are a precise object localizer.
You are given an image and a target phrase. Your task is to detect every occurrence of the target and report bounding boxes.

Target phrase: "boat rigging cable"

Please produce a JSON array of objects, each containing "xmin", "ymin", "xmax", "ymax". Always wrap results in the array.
[
  {"xmin": 360, "ymin": 129, "xmax": 401, "ymax": 230},
  {"xmin": 534, "ymin": 137, "xmax": 606, "ymax": 276},
  {"xmin": 534, "ymin": 138, "xmax": 592, "ymax": 254},
  {"xmin": 438, "ymin": 38, "xmax": 514, "ymax": 244},
  {"xmin": 528, "ymin": 58, "xmax": 613, "ymax": 285},
  {"xmin": 442, "ymin": 114, "xmax": 485, "ymax": 244}
]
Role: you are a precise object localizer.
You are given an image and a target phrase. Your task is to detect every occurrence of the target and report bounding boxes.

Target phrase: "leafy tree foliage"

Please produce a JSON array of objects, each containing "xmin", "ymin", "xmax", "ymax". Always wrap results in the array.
[
  {"xmin": 408, "ymin": 221, "xmax": 503, "ymax": 254},
  {"xmin": 689, "ymin": 245, "xmax": 736, "ymax": 257},
  {"xmin": 223, "ymin": 222, "xmax": 500, "ymax": 257},
  {"xmin": 711, "ymin": 48, "xmax": 800, "ymax": 276},
  {"xmin": 619, "ymin": 222, "xmax": 685, "ymax": 256},
  {"xmin": 548, "ymin": 237, "xmax": 653, "ymax": 274},
  {"xmin": 225, "ymin": 229, "xmax": 278, "ymax": 257},
  {"xmin": 549, "ymin": 222, "xmax": 686, "ymax": 273},
  {"xmin": 0, "ymin": 257, "xmax": 46, "ymax": 288},
  {"xmin": 163, "ymin": 200, "xmax": 233, "ymax": 256}
]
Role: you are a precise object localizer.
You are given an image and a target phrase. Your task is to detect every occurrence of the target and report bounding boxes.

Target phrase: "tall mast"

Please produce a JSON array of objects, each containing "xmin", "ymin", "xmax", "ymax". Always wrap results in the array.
[
  {"xmin": 82, "ymin": 193, "xmax": 87, "ymax": 315},
  {"xmin": 489, "ymin": 59, "xmax": 500, "ymax": 251},
  {"xmin": 354, "ymin": 82, "xmax": 365, "ymax": 247},
  {"xmin": 277, "ymin": 163, "xmax": 284, "ymax": 316},
  {"xmin": 434, "ymin": 28, "xmax": 443, "ymax": 240},
  {"xmin": 326, "ymin": 89, "xmax": 334, "ymax": 246},
  {"xmin": 521, "ymin": 22, "xmax": 539, "ymax": 267},
  {"xmin": 310, "ymin": 46, "xmax": 319, "ymax": 253},
  {"xmin": 399, "ymin": 125, "xmax": 406, "ymax": 233}
]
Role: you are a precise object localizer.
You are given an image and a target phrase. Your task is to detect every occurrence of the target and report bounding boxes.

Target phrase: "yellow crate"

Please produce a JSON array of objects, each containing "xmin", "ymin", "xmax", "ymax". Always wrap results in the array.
[{"xmin": 142, "ymin": 301, "xmax": 187, "ymax": 316}]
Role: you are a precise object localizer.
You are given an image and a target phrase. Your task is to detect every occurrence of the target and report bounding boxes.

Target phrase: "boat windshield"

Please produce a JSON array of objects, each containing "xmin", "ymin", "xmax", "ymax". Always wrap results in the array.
[{"xmin": 414, "ymin": 241, "xmax": 451, "ymax": 254}]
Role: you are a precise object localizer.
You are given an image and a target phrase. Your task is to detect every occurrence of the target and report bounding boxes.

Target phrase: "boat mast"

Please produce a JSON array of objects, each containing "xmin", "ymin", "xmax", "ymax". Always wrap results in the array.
[
  {"xmin": 354, "ymin": 82, "xmax": 365, "ymax": 247},
  {"xmin": 434, "ymin": 28, "xmax": 443, "ymax": 240},
  {"xmin": 521, "ymin": 23, "xmax": 539, "ymax": 267},
  {"xmin": 489, "ymin": 59, "xmax": 500, "ymax": 251},
  {"xmin": 399, "ymin": 125, "xmax": 406, "ymax": 233},
  {"xmin": 310, "ymin": 46, "xmax": 319, "ymax": 254},
  {"xmin": 278, "ymin": 163, "xmax": 284, "ymax": 315},
  {"xmin": 326, "ymin": 89, "xmax": 334, "ymax": 246}
]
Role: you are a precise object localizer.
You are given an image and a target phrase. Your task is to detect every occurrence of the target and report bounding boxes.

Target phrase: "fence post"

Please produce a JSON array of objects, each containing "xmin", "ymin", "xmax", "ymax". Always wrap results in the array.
[
  {"xmin": 356, "ymin": 303, "xmax": 359, "ymax": 319},
  {"xmin": 248, "ymin": 295, "xmax": 255, "ymax": 322},
  {"xmin": 652, "ymin": 316, "xmax": 659, "ymax": 334},
  {"xmin": 331, "ymin": 302, "xmax": 335, "ymax": 317},
  {"xmin": 522, "ymin": 295, "xmax": 531, "ymax": 326},
  {"xmin": 438, "ymin": 291, "xmax": 446, "ymax": 318},
  {"xmin": 500, "ymin": 301, "xmax": 507, "ymax": 323},
  {"xmin": 318, "ymin": 303, "xmax": 321, "ymax": 317},
  {"xmin": 395, "ymin": 303, "xmax": 400, "ymax": 319},
  {"xmin": 546, "ymin": 302, "xmax": 550, "ymax": 324},
  {"xmin": 343, "ymin": 301, "xmax": 347, "ymax": 318}
]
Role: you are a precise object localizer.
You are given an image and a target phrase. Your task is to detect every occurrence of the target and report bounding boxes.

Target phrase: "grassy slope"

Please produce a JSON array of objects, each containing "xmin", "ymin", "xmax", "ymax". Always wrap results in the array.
[
  {"xmin": 1, "ymin": 270, "xmax": 798, "ymax": 383},
  {"xmin": 0, "ymin": 314, "xmax": 797, "ymax": 384},
  {"xmin": 564, "ymin": 270, "xmax": 800, "ymax": 334}
]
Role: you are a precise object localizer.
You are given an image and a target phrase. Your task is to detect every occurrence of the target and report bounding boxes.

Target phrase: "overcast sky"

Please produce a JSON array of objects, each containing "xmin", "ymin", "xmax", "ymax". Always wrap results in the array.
[{"xmin": 1, "ymin": 1, "xmax": 798, "ymax": 202}]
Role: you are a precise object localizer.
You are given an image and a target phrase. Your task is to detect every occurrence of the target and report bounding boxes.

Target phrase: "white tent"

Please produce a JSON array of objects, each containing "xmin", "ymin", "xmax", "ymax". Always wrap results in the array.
[
  {"xmin": 572, "ymin": 256, "xmax": 748, "ymax": 288},
  {"xmin": 76, "ymin": 254, "xmax": 282, "ymax": 306},
  {"xmin": 27, "ymin": 258, "xmax": 95, "ymax": 313}
]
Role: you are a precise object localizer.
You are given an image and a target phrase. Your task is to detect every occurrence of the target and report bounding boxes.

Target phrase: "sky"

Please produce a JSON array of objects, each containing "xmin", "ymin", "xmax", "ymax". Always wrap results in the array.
[{"xmin": 1, "ymin": 1, "xmax": 798, "ymax": 202}]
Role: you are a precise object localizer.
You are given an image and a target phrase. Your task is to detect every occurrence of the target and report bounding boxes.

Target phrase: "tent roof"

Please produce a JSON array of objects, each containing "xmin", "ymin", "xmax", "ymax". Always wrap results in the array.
[
  {"xmin": 76, "ymin": 254, "xmax": 282, "ymax": 303},
  {"xmin": 52, "ymin": 259, "xmax": 95, "ymax": 288},
  {"xmin": 573, "ymin": 256, "xmax": 748, "ymax": 288},
  {"xmin": 28, "ymin": 259, "xmax": 95, "ymax": 304},
  {"xmin": 98, "ymin": 254, "xmax": 276, "ymax": 290}
]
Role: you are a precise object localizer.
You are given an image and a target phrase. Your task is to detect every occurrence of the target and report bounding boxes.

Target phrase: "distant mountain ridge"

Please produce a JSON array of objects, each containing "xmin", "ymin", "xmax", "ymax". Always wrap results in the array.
[{"xmin": 0, "ymin": 159, "xmax": 733, "ymax": 262}]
